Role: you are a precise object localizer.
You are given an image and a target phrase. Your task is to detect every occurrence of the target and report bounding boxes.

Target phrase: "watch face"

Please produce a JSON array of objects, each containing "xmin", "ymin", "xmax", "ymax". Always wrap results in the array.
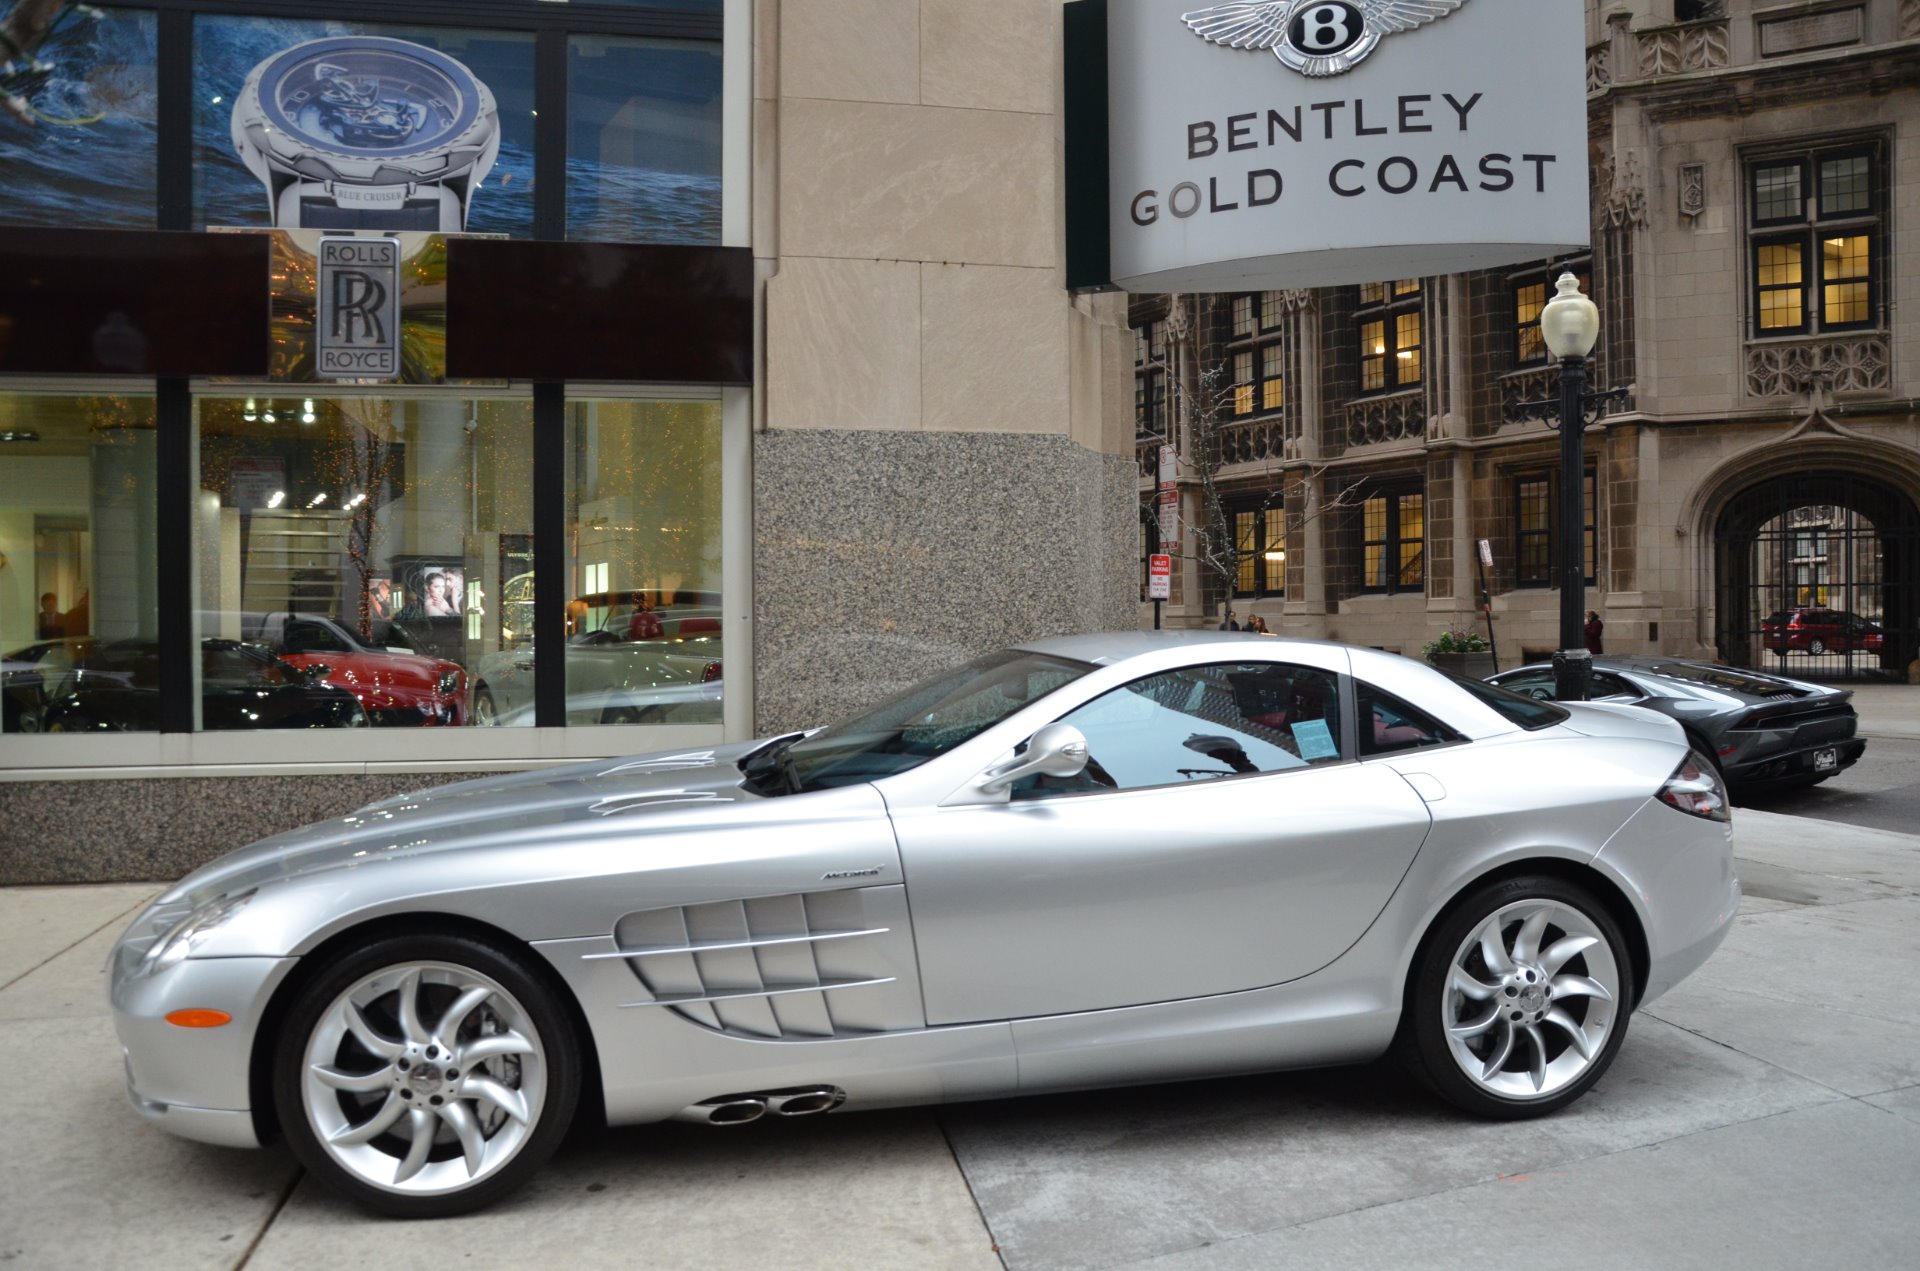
[{"xmin": 257, "ymin": 37, "xmax": 481, "ymax": 159}]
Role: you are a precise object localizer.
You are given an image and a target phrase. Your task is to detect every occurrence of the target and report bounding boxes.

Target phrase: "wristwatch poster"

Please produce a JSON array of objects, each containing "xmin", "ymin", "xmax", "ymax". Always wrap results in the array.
[{"xmin": 231, "ymin": 35, "xmax": 500, "ymax": 233}]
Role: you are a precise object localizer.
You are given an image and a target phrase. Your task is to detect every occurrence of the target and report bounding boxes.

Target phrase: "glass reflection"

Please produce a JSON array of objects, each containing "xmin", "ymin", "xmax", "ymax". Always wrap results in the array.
[{"xmin": 193, "ymin": 394, "xmax": 532, "ymax": 730}]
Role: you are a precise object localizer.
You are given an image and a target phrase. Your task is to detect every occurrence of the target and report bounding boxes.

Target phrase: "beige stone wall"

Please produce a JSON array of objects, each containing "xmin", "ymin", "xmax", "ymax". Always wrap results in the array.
[{"xmin": 756, "ymin": 0, "xmax": 1132, "ymax": 456}]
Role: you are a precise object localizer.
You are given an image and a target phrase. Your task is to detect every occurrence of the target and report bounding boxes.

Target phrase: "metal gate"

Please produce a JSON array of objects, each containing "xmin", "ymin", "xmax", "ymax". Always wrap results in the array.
[{"xmin": 1715, "ymin": 471, "xmax": 1920, "ymax": 680}]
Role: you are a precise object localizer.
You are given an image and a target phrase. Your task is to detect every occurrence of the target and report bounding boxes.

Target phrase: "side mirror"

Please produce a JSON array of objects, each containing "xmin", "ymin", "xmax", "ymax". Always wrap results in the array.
[{"xmin": 977, "ymin": 722, "xmax": 1089, "ymax": 796}]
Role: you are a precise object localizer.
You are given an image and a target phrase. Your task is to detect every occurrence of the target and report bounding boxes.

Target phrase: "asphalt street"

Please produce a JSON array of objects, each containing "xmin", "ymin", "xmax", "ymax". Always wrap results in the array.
[{"xmin": 1737, "ymin": 735, "xmax": 1920, "ymax": 833}]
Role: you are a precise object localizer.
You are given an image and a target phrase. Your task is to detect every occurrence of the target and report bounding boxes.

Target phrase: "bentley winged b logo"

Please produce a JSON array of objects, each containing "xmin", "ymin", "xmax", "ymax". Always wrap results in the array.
[{"xmin": 1183, "ymin": 0, "xmax": 1468, "ymax": 77}]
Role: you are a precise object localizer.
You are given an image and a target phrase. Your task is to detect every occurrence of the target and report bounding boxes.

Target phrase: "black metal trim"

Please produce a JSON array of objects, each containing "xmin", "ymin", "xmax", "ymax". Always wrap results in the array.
[
  {"xmin": 1062, "ymin": 0, "xmax": 1112, "ymax": 293},
  {"xmin": 155, "ymin": 9, "xmax": 193, "ymax": 230},
  {"xmin": 156, "ymin": 378, "xmax": 195, "ymax": 733},
  {"xmin": 121, "ymin": 1, "xmax": 721, "ymax": 40},
  {"xmin": 532, "ymin": 381, "xmax": 567, "ymax": 728},
  {"xmin": 534, "ymin": 29, "xmax": 569, "ymax": 241}
]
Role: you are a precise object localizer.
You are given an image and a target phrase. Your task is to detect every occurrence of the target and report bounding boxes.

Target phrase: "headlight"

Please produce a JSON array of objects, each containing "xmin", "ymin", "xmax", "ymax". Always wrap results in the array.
[
  {"xmin": 436, "ymin": 668, "xmax": 461, "ymax": 696},
  {"xmin": 140, "ymin": 890, "xmax": 255, "ymax": 974}
]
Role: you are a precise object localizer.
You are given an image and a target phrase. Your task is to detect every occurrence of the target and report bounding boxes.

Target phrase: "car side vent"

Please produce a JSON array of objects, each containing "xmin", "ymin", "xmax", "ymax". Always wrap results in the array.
[{"xmin": 596, "ymin": 890, "xmax": 903, "ymax": 1040}]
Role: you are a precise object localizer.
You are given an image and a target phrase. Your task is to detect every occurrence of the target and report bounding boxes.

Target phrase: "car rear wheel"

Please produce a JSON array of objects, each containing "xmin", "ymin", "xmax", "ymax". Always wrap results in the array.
[
  {"xmin": 273, "ymin": 932, "xmax": 580, "ymax": 1218},
  {"xmin": 1808, "ymin": 638, "xmax": 1828, "ymax": 656},
  {"xmin": 1402, "ymin": 875, "xmax": 1633, "ymax": 1119}
]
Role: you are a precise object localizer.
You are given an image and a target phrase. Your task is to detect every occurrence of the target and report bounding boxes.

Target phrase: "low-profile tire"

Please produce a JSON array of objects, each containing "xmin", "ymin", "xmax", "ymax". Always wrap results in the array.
[
  {"xmin": 272, "ymin": 931, "xmax": 581, "ymax": 1218},
  {"xmin": 1401, "ymin": 875, "xmax": 1635, "ymax": 1119},
  {"xmin": 472, "ymin": 687, "xmax": 497, "ymax": 727}
]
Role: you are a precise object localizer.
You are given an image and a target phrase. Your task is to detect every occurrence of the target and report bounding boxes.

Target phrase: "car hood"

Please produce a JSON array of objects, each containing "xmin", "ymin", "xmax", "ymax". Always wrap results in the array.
[
  {"xmin": 279, "ymin": 651, "xmax": 457, "ymax": 694},
  {"xmin": 159, "ymin": 741, "xmax": 767, "ymax": 906}
]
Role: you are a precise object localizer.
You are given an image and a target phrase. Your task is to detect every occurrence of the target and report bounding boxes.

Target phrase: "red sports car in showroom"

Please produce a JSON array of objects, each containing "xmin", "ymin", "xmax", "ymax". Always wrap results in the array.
[
  {"xmin": 1761, "ymin": 608, "xmax": 1885, "ymax": 656},
  {"xmin": 245, "ymin": 612, "xmax": 468, "ymax": 727}
]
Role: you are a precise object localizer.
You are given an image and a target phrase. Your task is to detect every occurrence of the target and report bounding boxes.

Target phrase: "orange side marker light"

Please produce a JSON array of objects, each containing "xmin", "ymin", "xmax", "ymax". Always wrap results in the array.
[{"xmin": 165, "ymin": 1009, "xmax": 232, "ymax": 1028}]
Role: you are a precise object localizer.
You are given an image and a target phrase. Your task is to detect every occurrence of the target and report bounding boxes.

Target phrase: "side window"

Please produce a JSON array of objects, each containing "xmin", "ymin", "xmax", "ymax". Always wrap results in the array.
[
  {"xmin": 1498, "ymin": 671, "xmax": 1556, "ymax": 702},
  {"xmin": 1590, "ymin": 672, "xmax": 1639, "ymax": 700},
  {"xmin": 1358, "ymin": 684, "xmax": 1461, "ymax": 756},
  {"xmin": 284, "ymin": 621, "xmax": 349, "ymax": 654},
  {"xmin": 1015, "ymin": 662, "xmax": 1344, "ymax": 799}
]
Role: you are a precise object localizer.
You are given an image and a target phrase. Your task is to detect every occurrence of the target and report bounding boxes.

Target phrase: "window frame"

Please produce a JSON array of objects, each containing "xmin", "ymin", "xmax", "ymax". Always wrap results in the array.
[
  {"xmin": 1355, "ymin": 280, "xmax": 1422, "ymax": 395},
  {"xmin": 1510, "ymin": 259, "xmax": 1593, "ymax": 367},
  {"xmin": 1745, "ymin": 142, "xmax": 1884, "ymax": 339},
  {"xmin": 1225, "ymin": 293, "xmax": 1284, "ymax": 420},
  {"xmin": 1010, "ymin": 661, "xmax": 1358, "ymax": 802},
  {"xmin": 1360, "ymin": 485, "xmax": 1425, "ymax": 595},
  {"xmin": 1228, "ymin": 499, "xmax": 1287, "ymax": 599},
  {"xmin": 1511, "ymin": 467, "xmax": 1597, "ymax": 589}
]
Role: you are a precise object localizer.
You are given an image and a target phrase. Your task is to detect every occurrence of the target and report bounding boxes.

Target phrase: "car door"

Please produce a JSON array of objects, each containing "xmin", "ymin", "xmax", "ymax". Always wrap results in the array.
[{"xmin": 889, "ymin": 659, "xmax": 1434, "ymax": 1026}]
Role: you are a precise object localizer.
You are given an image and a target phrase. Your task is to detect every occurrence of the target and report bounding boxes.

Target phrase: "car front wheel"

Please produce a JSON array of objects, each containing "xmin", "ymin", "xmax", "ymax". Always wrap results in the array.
[
  {"xmin": 1403, "ymin": 876, "xmax": 1633, "ymax": 1118},
  {"xmin": 273, "ymin": 932, "xmax": 580, "ymax": 1217}
]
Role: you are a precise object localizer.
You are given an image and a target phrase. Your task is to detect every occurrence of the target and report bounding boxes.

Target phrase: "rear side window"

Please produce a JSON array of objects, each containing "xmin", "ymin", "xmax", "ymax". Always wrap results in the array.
[
  {"xmin": 1447, "ymin": 674, "xmax": 1569, "ymax": 729},
  {"xmin": 1359, "ymin": 685, "xmax": 1461, "ymax": 756}
]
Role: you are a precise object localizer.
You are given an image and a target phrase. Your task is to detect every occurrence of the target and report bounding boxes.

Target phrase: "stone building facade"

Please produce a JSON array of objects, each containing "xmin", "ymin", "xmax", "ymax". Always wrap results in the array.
[{"xmin": 1136, "ymin": 0, "xmax": 1920, "ymax": 680}]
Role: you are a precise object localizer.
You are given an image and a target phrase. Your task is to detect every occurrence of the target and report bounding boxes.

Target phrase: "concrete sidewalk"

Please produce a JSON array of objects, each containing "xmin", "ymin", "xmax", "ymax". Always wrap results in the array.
[{"xmin": 2, "ymin": 809, "xmax": 1916, "ymax": 1270}]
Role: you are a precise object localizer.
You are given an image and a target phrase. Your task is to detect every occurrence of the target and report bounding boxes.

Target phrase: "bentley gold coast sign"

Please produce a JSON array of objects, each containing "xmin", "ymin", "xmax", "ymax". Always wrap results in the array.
[{"xmin": 1064, "ymin": 0, "xmax": 1588, "ymax": 292}]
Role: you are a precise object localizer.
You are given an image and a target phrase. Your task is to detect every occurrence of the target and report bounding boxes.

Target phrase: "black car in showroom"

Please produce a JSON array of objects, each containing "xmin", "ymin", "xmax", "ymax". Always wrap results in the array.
[
  {"xmin": 1487, "ymin": 655, "xmax": 1863, "ymax": 793},
  {"xmin": 40, "ymin": 639, "xmax": 369, "ymax": 732}
]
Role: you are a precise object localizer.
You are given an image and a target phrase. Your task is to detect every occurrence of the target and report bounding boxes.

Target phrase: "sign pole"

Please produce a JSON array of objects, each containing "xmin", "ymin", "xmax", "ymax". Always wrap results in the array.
[{"xmin": 1476, "ymin": 538, "xmax": 1499, "ymax": 674}]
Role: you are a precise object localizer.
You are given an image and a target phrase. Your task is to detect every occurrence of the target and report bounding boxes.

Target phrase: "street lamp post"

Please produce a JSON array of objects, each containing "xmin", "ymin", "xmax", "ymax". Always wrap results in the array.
[{"xmin": 1538, "ymin": 273, "xmax": 1602, "ymax": 701}]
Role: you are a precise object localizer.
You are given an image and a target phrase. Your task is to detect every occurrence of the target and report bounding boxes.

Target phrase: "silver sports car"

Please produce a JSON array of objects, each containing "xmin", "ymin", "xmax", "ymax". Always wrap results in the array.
[{"xmin": 109, "ymin": 633, "xmax": 1738, "ymax": 1217}]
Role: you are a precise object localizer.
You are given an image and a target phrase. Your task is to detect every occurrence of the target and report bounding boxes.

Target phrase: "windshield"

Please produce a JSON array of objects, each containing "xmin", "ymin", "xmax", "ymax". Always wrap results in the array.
[
  {"xmin": 749, "ymin": 650, "xmax": 1094, "ymax": 794},
  {"xmin": 1447, "ymin": 673, "xmax": 1569, "ymax": 730}
]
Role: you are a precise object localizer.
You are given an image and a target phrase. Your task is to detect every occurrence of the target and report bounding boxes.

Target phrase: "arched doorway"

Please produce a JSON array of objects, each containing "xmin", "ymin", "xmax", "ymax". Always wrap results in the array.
[{"xmin": 1715, "ymin": 471, "xmax": 1920, "ymax": 679}]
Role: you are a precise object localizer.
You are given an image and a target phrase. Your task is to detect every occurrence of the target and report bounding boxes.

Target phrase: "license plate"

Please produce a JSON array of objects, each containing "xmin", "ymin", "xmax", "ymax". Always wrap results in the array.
[{"xmin": 1813, "ymin": 748, "xmax": 1838, "ymax": 772}]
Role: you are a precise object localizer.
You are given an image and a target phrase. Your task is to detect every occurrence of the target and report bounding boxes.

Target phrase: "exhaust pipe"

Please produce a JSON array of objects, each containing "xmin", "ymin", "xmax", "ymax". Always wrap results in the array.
[
  {"xmin": 766, "ymin": 1087, "xmax": 843, "ymax": 1117},
  {"xmin": 673, "ymin": 1087, "xmax": 845, "ymax": 1125},
  {"xmin": 673, "ymin": 1097, "xmax": 767, "ymax": 1126}
]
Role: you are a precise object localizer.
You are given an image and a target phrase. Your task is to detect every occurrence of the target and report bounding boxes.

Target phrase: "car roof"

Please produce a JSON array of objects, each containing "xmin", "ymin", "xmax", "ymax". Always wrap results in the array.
[{"xmin": 1495, "ymin": 654, "xmax": 1824, "ymax": 701}]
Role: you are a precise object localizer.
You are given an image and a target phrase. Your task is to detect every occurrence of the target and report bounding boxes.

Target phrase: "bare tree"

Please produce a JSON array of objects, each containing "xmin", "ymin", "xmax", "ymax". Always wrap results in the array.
[{"xmin": 1149, "ymin": 294, "xmax": 1366, "ymax": 620}]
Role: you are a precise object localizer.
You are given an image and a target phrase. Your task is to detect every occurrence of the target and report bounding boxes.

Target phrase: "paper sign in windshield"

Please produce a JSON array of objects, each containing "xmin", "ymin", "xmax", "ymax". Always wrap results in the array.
[{"xmin": 1292, "ymin": 718, "xmax": 1337, "ymax": 761}]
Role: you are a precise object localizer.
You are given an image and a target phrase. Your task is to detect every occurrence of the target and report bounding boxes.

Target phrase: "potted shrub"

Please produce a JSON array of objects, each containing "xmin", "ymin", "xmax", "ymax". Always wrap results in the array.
[{"xmin": 1423, "ymin": 628, "xmax": 1496, "ymax": 679}]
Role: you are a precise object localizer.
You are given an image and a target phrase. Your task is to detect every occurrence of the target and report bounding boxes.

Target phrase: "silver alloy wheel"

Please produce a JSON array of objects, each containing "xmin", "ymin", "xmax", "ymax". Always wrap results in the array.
[
  {"xmin": 473, "ymin": 689, "xmax": 496, "ymax": 727},
  {"xmin": 301, "ymin": 961, "xmax": 546, "ymax": 1196},
  {"xmin": 1442, "ymin": 899, "xmax": 1621, "ymax": 1101}
]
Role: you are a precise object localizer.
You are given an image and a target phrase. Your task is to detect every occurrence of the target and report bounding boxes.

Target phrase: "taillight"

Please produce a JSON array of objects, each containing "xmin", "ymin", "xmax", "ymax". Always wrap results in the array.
[
  {"xmin": 1658, "ymin": 752, "xmax": 1730, "ymax": 822},
  {"xmin": 700, "ymin": 661, "xmax": 722, "ymax": 683}
]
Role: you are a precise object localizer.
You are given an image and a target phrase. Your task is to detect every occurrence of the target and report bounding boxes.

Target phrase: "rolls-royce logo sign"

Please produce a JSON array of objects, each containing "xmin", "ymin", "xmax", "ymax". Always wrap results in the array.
[
  {"xmin": 316, "ymin": 236, "xmax": 400, "ymax": 380},
  {"xmin": 1183, "ymin": 0, "xmax": 1468, "ymax": 77}
]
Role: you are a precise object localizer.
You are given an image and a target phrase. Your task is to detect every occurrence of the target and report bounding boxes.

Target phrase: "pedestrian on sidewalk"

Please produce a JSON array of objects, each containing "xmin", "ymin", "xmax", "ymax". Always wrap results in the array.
[{"xmin": 1584, "ymin": 610, "xmax": 1605, "ymax": 655}]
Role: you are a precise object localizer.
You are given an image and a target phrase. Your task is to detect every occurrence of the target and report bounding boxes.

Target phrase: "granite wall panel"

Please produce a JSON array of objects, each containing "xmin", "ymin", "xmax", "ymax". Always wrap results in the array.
[
  {"xmin": 754, "ymin": 429, "xmax": 1137, "ymax": 733},
  {"xmin": 0, "ymin": 771, "xmax": 494, "ymax": 885}
]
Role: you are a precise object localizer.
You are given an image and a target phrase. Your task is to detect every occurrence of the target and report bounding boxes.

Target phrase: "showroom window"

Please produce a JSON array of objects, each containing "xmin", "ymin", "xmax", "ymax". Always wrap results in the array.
[
  {"xmin": 1361, "ymin": 487, "xmax": 1424, "ymax": 593},
  {"xmin": 566, "ymin": 398, "xmax": 724, "ymax": 726},
  {"xmin": 0, "ymin": 391, "xmax": 158, "ymax": 734},
  {"xmin": 1747, "ymin": 143, "xmax": 1883, "ymax": 337},
  {"xmin": 567, "ymin": 34, "xmax": 722, "ymax": 243},
  {"xmin": 192, "ymin": 394, "xmax": 533, "ymax": 731},
  {"xmin": 1356, "ymin": 280, "xmax": 1422, "ymax": 394}
]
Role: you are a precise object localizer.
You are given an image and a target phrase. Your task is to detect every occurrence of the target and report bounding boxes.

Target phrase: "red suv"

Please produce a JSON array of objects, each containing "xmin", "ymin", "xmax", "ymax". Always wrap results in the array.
[{"xmin": 1762, "ymin": 608, "xmax": 1885, "ymax": 656}]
